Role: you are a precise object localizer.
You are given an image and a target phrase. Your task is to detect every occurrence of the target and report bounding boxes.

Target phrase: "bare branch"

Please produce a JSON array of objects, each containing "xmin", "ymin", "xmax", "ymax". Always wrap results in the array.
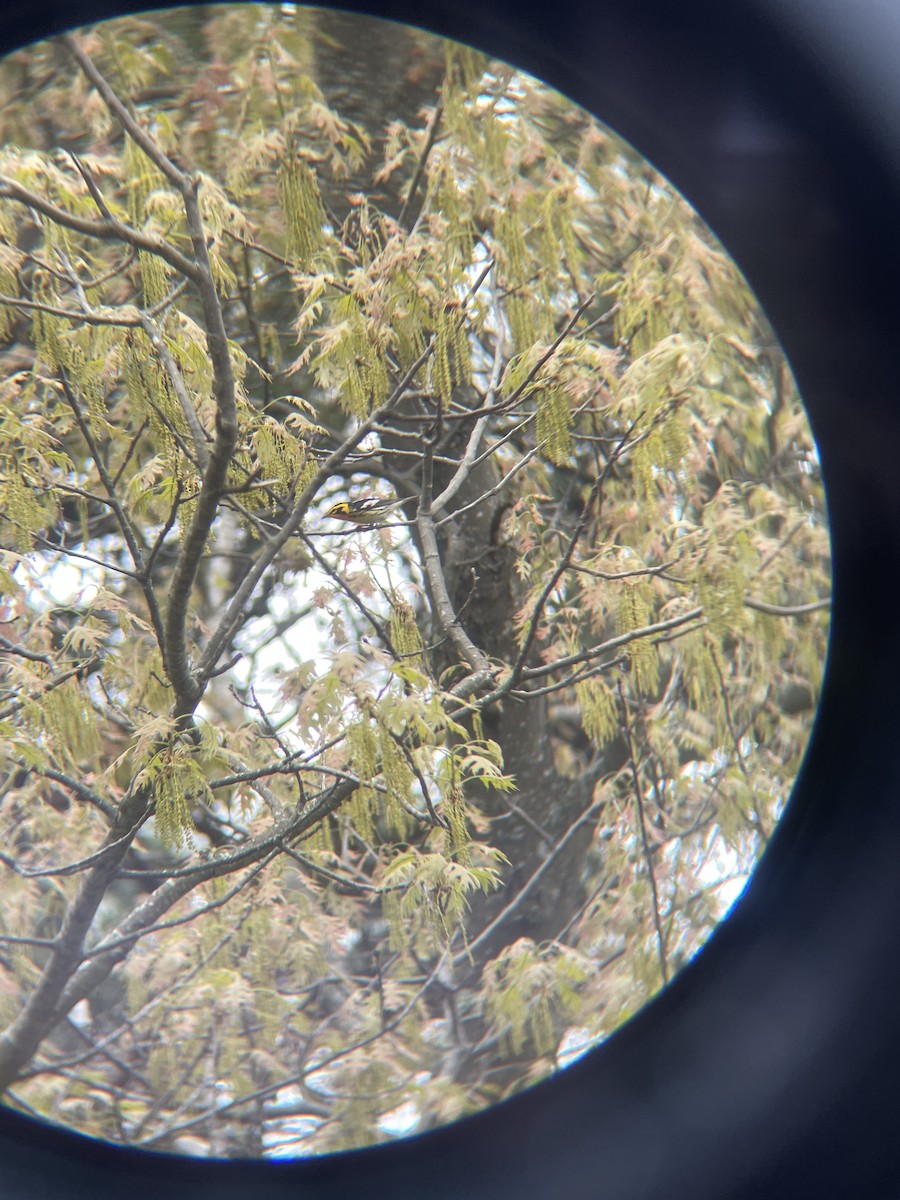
[
  {"xmin": 744, "ymin": 594, "xmax": 831, "ymax": 617},
  {"xmin": 397, "ymin": 96, "xmax": 444, "ymax": 231},
  {"xmin": 57, "ymin": 371, "xmax": 168, "ymax": 661},
  {"xmin": 618, "ymin": 676, "xmax": 669, "ymax": 986},
  {"xmin": 431, "ymin": 322, "xmax": 505, "ymax": 517},
  {"xmin": 61, "ymin": 36, "xmax": 239, "ymax": 716},
  {"xmin": 137, "ymin": 311, "xmax": 211, "ymax": 471},
  {"xmin": 0, "ymin": 292, "xmax": 141, "ymax": 327},
  {"xmin": 419, "ymin": 518, "xmax": 492, "ymax": 675},
  {"xmin": 61, "ymin": 34, "xmax": 187, "ymax": 190},
  {"xmin": 506, "ymin": 420, "xmax": 640, "ymax": 688},
  {"xmin": 0, "ymin": 176, "xmax": 201, "ymax": 283},
  {"xmin": 456, "ymin": 794, "xmax": 603, "ymax": 967},
  {"xmin": 47, "ymin": 777, "xmax": 357, "ymax": 1030}
]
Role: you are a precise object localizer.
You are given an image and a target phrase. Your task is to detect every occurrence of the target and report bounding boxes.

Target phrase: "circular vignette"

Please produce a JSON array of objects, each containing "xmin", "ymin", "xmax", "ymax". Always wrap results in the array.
[
  {"xmin": 0, "ymin": 2, "xmax": 828, "ymax": 1158},
  {"xmin": 0, "ymin": 1, "xmax": 897, "ymax": 1199}
]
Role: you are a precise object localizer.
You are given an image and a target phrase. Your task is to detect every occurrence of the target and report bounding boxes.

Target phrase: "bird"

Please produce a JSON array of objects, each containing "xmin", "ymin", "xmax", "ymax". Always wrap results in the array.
[{"xmin": 324, "ymin": 496, "xmax": 406, "ymax": 526}]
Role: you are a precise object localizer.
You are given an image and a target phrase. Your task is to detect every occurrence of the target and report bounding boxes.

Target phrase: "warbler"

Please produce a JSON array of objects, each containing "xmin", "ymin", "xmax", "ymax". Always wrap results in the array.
[{"xmin": 324, "ymin": 497, "xmax": 406, "ymax": 526}]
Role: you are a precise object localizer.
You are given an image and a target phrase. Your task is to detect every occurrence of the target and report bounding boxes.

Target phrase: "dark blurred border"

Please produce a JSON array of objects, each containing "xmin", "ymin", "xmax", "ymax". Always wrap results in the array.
[{"xmin": 2, "ymin": 1, "xmax": 900, "ymax": 1197}]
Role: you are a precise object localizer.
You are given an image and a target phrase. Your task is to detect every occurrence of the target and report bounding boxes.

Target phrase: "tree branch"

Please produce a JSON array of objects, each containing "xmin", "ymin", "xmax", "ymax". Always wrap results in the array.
[
  {"xmin": 618, "ymin": 676, "xmax": 668, "ymax": 986},
  {"xmin": 137, "ymin": 311, "xmax": 211, "ymax": 471},
  {"xmin": 61, "ymin": 34, "xmax": 187, "ymax": 190},
  {"xmin": 57, "ymin": 371, "xmax": 168, "ymax": 665},
  {"xmin": 0, "ymin": 176, "xmax": 201, "ymax": 283},
  {"xmin": 62, "ymin": 35, "xmax": 240, "ymax": 717},
  {"xmin": 397, "ymin": 96, "xmax": 444, "ymax": 232}
]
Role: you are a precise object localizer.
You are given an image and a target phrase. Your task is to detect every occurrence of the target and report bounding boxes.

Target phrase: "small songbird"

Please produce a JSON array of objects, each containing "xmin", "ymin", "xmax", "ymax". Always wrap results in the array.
[{"xmin": 324, "ymin": 497, "xmax": 406, "ymax": 526}]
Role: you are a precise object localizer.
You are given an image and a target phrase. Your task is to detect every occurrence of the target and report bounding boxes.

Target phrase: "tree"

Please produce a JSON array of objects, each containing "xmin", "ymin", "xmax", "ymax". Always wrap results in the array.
[{"xmin": 0, "ymin": 7, "xmax": 830, "ymax": 1156}]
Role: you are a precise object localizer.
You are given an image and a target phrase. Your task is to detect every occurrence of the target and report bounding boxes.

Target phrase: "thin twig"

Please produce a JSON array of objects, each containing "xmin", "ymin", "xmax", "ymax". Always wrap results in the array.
[
  {"xmin": 397, "ymin": 96, "xmax": 444, "ymax": 231},
  {"xmin": 618, "ymin": 676, "xmax": 668, "ymax": 986}
]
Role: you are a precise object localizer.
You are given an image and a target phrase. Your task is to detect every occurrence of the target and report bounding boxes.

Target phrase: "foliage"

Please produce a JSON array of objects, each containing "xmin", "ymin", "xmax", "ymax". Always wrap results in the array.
[{"xmin": 0, "ymin": 6, "xmax": 830, "ymax": 1157}]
